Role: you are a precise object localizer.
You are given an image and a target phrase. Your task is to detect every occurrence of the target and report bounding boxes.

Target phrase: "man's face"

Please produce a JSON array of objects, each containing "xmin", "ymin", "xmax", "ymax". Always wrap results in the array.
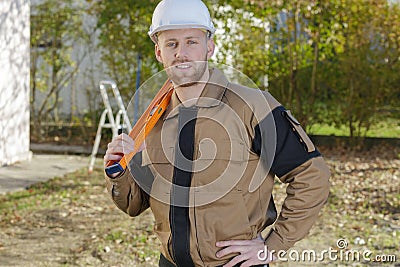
[{"xmin": 155, "ymin": 28, "xmax": 215, "ymax": 87}]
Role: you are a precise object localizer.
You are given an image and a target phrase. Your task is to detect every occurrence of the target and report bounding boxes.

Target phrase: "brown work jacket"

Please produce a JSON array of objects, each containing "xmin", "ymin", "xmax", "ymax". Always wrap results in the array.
[{"xmin": 105, "ymin": 68, "xmax": 331, "ymax": 267}]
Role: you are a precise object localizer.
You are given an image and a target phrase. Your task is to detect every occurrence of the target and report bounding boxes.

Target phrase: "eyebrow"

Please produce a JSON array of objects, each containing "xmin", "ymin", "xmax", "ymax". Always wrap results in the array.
[{"xmin": 164, "ymin": 36, "xmax": 202, "ymax": 42}]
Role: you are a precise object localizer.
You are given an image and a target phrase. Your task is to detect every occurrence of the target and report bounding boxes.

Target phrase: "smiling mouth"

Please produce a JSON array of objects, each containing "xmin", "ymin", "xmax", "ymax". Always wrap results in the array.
[{"xmin": 175, "ymin": 63, "xmax": 191, "ymax": 69}]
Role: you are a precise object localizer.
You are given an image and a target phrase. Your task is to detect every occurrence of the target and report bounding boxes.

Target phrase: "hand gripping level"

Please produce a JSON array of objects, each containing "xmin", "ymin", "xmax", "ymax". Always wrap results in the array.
[{"xmin": 105, "ymin": 80, "xmax": 174, "ymax": 176}]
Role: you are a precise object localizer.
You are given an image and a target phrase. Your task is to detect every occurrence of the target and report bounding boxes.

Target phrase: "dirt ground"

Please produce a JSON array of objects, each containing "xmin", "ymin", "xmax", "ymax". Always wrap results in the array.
[{"xmin": 0, "ymin": 146, "xmax": 399, "ymax": 267}]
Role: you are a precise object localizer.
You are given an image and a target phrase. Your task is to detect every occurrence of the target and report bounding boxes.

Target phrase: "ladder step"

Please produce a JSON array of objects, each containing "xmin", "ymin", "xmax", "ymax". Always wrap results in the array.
[{"xmin": 90, "ymin": 80, "xmax": 131, "ymax": 173}]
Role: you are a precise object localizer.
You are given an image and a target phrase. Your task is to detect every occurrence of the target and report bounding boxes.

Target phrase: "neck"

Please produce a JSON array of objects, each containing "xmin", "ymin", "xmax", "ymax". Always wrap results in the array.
[{"xmin": 174, "ymin": 69, "xmax": 210, "ymax": 107}]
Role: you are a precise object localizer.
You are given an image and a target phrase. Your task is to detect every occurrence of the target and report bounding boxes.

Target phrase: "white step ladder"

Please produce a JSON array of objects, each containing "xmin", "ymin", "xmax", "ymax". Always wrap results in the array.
[{"xmin": 88, "ymin": 80, "xmax": 132, "ymax": 173}]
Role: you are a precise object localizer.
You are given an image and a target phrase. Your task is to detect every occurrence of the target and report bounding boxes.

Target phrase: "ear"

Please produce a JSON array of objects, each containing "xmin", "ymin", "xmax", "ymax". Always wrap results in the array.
[
  {"xmin": 206, "ymin": 38, "xmax": 215, "ymax": 60},
  {"xmin": 155, "ymin": 44, "xmax": 163, "ymax": 63}
]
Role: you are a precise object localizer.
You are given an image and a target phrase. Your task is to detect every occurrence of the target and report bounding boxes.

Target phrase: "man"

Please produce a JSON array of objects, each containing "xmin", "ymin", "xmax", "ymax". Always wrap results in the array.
[{"xmin": 104, "ymin": 0, "xmax": 330, "ymax": 267}]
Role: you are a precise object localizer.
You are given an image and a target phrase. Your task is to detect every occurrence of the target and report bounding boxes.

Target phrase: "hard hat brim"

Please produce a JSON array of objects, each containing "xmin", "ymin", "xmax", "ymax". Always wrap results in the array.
[{"xmin": 149, "ymin": 24, "xmax": 215, "ymax": 43}]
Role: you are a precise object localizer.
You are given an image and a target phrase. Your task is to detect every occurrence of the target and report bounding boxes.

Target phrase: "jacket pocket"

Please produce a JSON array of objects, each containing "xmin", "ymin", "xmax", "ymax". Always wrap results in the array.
[
  {"xmin": 194, "ymin": 189, "xmax": 254, "ymax": 263},
  {"xmin": 284, "ymin": 110, "xmax": 316, "ymax": 153},
  {"xmin": 154, "ymin": 221, "xmax": 174, "ymax": 263},
  {"xmin": 193, "ymin": 139, "xmax": 254, "ymax": 192},
  {"xmin": 196, "ymin": 138, "xmax": 246, "ymax": 162},
  {"xmin": 141, "ymin": 146, "xmax": 174, "ymax": 204}
]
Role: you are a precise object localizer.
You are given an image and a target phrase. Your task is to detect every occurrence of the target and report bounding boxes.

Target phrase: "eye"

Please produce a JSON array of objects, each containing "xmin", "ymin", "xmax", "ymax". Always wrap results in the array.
[
  {"xmin": 166, "ymin": 42, "xmax": 177, "ymax": 48},
  {"xmin": 188, "ymin": 40, "xmax": 198, "ymax": 45}
]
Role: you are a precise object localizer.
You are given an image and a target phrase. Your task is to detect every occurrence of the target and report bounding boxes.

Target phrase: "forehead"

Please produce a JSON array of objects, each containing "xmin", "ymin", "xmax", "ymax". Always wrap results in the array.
[{"xmin": 157, "ymin": 28, "xmax": 206, "ymax": 41}]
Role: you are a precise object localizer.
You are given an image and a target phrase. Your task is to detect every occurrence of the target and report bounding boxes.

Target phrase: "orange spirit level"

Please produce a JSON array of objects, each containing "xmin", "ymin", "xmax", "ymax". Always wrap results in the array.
[{"xmin": 105, "ymin": 79, "xmax": 174, "ymax": 176}]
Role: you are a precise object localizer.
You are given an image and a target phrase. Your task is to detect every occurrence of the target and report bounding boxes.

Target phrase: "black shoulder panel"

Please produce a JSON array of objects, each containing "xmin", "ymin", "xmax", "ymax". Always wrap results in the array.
[{"xmin": 252, "ymin": 106, "xmax": 321, "ymax": 177}]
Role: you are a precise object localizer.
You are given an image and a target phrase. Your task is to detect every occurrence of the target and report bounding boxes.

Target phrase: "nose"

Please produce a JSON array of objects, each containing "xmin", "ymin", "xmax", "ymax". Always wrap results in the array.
[{"xmin": 175, "ymin": 44, "xmax": 188, "ymax": 60}]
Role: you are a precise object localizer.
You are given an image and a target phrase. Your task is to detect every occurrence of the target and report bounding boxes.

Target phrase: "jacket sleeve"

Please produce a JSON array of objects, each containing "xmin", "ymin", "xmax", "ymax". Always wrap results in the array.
[
  {"xmin": 253, "ymin": 105, "xmax": 331, "ymax": 253},
  {"xmin": 104, "ymin": 152, "xmax": 153, "ymax": 217}
]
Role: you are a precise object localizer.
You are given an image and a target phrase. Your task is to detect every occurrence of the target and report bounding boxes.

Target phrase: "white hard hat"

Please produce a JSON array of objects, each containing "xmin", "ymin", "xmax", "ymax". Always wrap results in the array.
[{"xmin": 148, "ymin": 0, "xmax": 216, "ymax": 43}]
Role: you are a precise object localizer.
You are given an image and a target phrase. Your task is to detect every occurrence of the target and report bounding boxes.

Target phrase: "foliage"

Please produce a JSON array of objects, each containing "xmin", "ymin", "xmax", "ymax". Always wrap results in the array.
[
  {"xmin": 212, "ymin": 0, "xmax": 270, "ymax": 89},
  {"xmin": 30, "ymin": 0, "xmax": 400, "ymax": 144},
  {"xmin": 86, "ymin": 0, "xmax": 159, "ymax": 100},
  {"xmin": 213, "ymin": 0, "xmax": 339, "ymax": 126},
  {"xmin": 211, "ymin": 0, "xmax": 400, "ymax": 141},
  {"xmin": 30, "ymin": 0, "xmax": 91, "ymax": 140},
  {"xmin": 320, "ymin": 0, "xmax": 400, "ymax": 138}
]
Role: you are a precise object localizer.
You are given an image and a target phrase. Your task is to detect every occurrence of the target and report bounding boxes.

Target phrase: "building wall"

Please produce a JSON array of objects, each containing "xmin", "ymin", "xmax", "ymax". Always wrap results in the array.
[{"xmin": 0, "ymin": 0, "xmax": 31, "ymax": 165}]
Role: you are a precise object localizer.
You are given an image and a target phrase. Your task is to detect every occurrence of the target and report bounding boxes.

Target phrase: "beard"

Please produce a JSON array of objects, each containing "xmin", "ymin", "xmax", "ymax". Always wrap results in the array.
[{"xmin": 165, "ymin": 58, "xmax": 208, "ymax": 87}]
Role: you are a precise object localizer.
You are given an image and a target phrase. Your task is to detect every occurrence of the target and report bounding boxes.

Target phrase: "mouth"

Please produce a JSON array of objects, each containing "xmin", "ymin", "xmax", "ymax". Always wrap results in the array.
[{"xmin": 174, "ymin": 63, "xmax": 191, "ymax": 69}]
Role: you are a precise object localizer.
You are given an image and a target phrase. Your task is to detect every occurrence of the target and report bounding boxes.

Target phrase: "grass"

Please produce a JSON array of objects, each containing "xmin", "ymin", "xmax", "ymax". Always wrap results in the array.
[
  {"xmin": 0, "ymin": 167, "xmax": 160, "ymax": 266},
  {"xmin": 308, "ymin": 118, "xmax": 400, "ymax": 138}
]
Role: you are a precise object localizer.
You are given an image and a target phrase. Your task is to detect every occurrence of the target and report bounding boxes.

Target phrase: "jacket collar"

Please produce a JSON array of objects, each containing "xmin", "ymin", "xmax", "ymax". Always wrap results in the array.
[{"xmin": 163, "ymin": 67, "xmax": 229, "ymax": 120}]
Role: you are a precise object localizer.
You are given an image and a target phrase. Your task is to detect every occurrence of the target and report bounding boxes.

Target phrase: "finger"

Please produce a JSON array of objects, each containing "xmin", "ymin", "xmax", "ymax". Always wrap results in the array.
[
  {"xmin": 107, "ymin": 139, "xmax": 121, "ymax": 151},
  {"xmin": 107, "ymin": 139, "xmax": 134, "ymax": 155},
  {"xmin": 106, "ymin": 144, "xmax": 125, "ymax": 155},
  {"xmin": 120, "ymin": 143, "xmax": 134, "ymax": 154},
  {"xmin": 112, "ymin": 133, "xmax": 125, "ymax": 140},
  {"xmin": 216, "ymin": 245, "xmax": 244, "ymax": 258},
  {"xmin": 121, "ymin": 133, "xmax": 135, "ymax": 146},
  {"xmin": 104, "ymin": 153, "xmax": 123, "ymax": 163},
  {"xmin": 111, "ymin": 133, "xmax": 130, "ymax": 146},
  {"xmin": 216, "ymin": 240, "xmax": 253, "ymax": 247},
  {"xmin": 109, "ymin": 135, "xmax": 132, "ymax": 147},
  {"xmin": 121, "ymin": 135, "xmax": 138, "ymax": 154},
  {"xmin": 103, "ymin": 155, "xmax": 123, "ymax": 167}
]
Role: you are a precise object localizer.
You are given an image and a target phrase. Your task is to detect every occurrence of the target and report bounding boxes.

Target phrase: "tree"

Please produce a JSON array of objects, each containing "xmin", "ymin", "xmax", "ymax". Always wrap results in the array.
[
  {"xmin": 213, "ymin": 0, "xmax": 338, "ymax": 127},
  {"xmin": 30, "ymin": 0, "xmax": 399, "ymax": 144},
  {"xmin": 212, "ymin": 0, "xmax": 400, "ymax": 141},
  {"xmin": 30, "ymin": 0, "xmax": 89, "ymax": 140},
  {"xmin": 321, "ymin": 0, "xmax": 400, "ymax": 138},
  {"xmin": 87, "ymin": 0, "xmax": 158, "ymax": 100}
]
